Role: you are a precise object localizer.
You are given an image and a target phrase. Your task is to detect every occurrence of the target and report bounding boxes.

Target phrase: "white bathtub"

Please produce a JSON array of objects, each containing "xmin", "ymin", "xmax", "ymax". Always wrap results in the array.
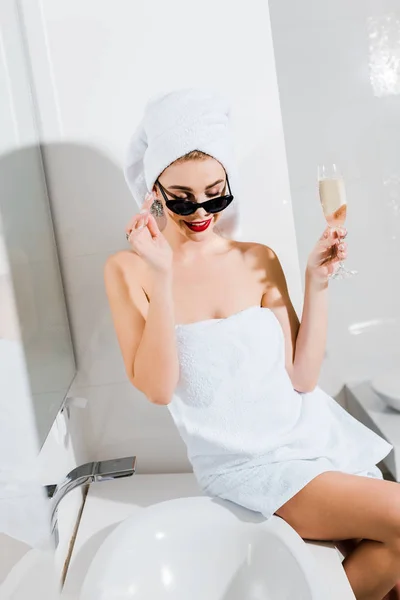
[{"xmin": 60, "ymin": 474, "xmax": 355, "ymax": 600}]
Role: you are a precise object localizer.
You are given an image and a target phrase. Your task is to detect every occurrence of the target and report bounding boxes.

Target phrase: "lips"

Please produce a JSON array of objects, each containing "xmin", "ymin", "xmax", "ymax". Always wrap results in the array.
[{"xmin": 184, "ymin": 218, "xmax": 212, "ymax": 232}]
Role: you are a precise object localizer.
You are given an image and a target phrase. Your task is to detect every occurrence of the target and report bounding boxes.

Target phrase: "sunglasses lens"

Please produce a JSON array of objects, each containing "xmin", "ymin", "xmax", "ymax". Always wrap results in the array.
[
  {"xmin": 206, "ymin": 195, "xmax": 234, "ymax": 213},
  {"xmin": 166, "ymin": 195, "xmax": 234, "ymax": 216},
  {"xmin": 167, "ymin": 201, "xmax": 196, "ymax": 216}
]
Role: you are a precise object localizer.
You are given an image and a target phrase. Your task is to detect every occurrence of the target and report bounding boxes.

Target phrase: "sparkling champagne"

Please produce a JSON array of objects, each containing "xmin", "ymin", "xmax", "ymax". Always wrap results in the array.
[
  {"xmin": 319, "ymin": 178, "xmax": 347, "ymax": 227},
  {"xmin": 317, "ymin": 164, "xmax": 357, "ymax": 279}
]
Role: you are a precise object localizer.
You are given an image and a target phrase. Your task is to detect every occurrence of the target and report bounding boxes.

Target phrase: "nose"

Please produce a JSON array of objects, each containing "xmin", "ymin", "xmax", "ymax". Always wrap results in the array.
[
  {"xmin": 193, "ymin": 207, "xmax": 209, "ymax": 219},
  {"xmin": 195, "ymin": 199, "xmax": 213, "ymax": 217}
]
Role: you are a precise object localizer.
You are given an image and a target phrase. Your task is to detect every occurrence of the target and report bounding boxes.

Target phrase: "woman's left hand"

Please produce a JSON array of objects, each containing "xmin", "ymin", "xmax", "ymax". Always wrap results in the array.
[{"xmin": 306, "ymin": 226, "xmax": 347, "ymax": 284}]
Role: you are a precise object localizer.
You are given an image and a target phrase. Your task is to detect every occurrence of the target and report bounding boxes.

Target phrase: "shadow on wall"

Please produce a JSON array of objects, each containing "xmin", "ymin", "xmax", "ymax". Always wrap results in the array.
[
  {"xmin": 35, "ymin": 143, "xmax": 189, "ymax": 472},
  {"xmin": 0, "ymin": 140, "xmax": 135, "ymax": 359},
  {"xmin": 39, "ymin": 143, "xmax": 137, "ymax": 260},
  {"xmin": 38, "ymin": 142, "xmax": 139, "ymax": 363},
  {"xmin": 0, "ymin": 142, "xmax": 303, "ymax": 472},
  {"xmin": 0, "ymin": 142, "xmax": 137, "ymax": 453}
]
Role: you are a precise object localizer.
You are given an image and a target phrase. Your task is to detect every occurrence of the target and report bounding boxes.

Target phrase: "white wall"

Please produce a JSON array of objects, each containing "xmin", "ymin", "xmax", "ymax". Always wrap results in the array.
[
  {"xmin": 0, "ymin": 2, "xmax": 59, "ymax": 597},
  {"xmin": 19, "ymin": 0, "xmax": 302, "ymax": 469},
  {"xmin": 0, "ymin": 236, "xmax": 59, "ymax": 600},
  {"xmin": 0, "ymin": 0, "xmax": 90, "ymax": 589},
  {"xmin": 269, "ymin": 0, "xmax": 400, "ymax": 396}
]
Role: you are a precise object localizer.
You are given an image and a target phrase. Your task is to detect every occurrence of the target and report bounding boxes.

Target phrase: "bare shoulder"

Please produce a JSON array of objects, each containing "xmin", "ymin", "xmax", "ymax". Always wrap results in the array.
[
  {"xmin": 103, "ymin": 250, "xmax": 150, "ymax": 308},
  {"xmin": 104, "ymin": 249, "xmax": 146, "ymax": 281},
  {"xmin": 234, "ymin": 241, "xmax": 289, "ymax": 299},
  {"xmin": 233, "ymin": 240, "xmax": 280, "ymax": 269},
  {"xmin": 103, "ymin": 250, "xmax": 150, "ymax": 323}
]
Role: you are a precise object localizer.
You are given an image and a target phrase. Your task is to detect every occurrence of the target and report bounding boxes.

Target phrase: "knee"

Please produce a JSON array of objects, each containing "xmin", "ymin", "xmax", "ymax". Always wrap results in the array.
[
  {"xmin": 384, "ymin": 507, "xmax": 400, "ymax": 551},
  {"xmin": 380, "ymin": 483, "xmax": 400, "ymax": 526}
]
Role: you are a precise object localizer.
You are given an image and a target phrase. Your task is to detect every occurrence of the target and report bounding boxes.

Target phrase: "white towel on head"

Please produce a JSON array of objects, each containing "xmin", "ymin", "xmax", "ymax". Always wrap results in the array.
[{"xmin": 124, "ymin": 87, "xmax": 241, "ymax": 239}]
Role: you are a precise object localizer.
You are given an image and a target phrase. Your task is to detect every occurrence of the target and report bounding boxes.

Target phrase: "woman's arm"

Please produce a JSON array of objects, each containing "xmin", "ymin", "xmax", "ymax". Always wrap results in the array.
[
  {"xmin": 291, "ymin": 272, "xmax": 329, "ymax": 392},
  {"xmin": 104, "ymin": 253, "xmax": 179, "ymax": 405},
  {"xmin": 261, "ymin": 227, "xmax": 346, "ymax": 393},
  {"xmin": 260, "ymin": 247, "xmax": 305, "ymax": 390},
  {"xmin": 261, "ymin": 250, "xmax": 326, "ymax": 393}
]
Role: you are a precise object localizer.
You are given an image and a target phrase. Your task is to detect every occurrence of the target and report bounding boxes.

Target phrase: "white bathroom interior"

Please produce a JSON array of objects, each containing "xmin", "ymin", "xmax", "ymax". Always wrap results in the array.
[{"xmin": 0, "ymin": 1, "xmax": 399, "ymax": 599}]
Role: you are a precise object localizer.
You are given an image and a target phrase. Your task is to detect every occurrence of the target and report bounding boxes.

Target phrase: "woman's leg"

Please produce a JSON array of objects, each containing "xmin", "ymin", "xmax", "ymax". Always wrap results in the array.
[
  {"xmin": 274, "ymin": 471, "xmax": 400, "ymax": 600},
  {"xmin": 336, "ymin": 538, "xmax": 400, "ymax": 600}
]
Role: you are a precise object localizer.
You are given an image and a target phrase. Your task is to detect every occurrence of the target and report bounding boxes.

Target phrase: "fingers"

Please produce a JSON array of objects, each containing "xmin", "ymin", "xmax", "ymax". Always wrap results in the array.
[
  {"xmin": 319, "ymin": 226, "xmax": 347, "ymax": 249},
  {"xmin": 125, "ymin": 215, "xmax": 148, "ymax": 240},
  {"xmin": 125, "ymin": 192, "xmax": 155, "ymax": 240},
  {"xmin": 319, "ymin": 228, "xmax": 336, "ymax": 250},
  {"xmin": 146, "ymin": 213, "xmax": 161, "ymax": 238},
  {"xmin": 321, "ymin": 226, "xmax": 347, "ymax": 239},
  {"xmin": 320, "ymin": 241, "xmax": 347, "ymax": 265},
  {"xmin": 141, "ymin": 191, "xmax": 155, "ymax": 213},
  {"xmin": 336, "ymin": 241, "xmax": 347, "ymax": 261},
  {"xmin": 136, "ymin": 192, "xmax": 154, "ymax": 228}
]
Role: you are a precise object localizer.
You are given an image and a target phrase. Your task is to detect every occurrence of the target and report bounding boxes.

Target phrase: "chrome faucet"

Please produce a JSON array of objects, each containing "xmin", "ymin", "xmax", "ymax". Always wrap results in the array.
[{"xmin": 45, "ymin": 456, "xmax": 137, "ymax": 546}]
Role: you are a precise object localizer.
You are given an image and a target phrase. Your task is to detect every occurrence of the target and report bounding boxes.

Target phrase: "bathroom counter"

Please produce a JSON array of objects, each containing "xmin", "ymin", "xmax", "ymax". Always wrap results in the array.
[
  {"xmin": 61, "ymin": 473, "xmax": 355, "ymax": 599},
  {"xmin": 346, "ymin": 382, "xmax": 400, "ymax": 482}
]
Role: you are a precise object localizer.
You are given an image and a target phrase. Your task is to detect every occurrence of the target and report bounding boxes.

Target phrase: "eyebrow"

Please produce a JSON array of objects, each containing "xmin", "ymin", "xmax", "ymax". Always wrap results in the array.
[{"xmin": 167, "ymin": 179, "xmax": 225, "ymax": 192}]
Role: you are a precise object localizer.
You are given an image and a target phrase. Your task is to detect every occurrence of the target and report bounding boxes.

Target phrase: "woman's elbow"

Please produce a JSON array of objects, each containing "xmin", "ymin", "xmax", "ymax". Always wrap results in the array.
[
  {"xmin": 149, "ymin": 395, "xmax": 172, "ymax": 405},
  {"xmin": 127, "ymin": 373, "xmax": 173, "ymax": 405},
  {"xmin": 292, "ymin": 379, "xmax": 317, "ymax": 393},
  {"xmin": 295, "ymin": 384, "xmax": 317, "ymax": 393},
  {"xmin": 288, "ymin": 364, "xmax": 318, "ymax": 394}
]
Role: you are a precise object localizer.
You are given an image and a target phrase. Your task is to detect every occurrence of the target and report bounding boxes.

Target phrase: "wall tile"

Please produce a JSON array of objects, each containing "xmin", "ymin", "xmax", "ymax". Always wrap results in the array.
[
  {"xmin": 21, "ymin": 0, "xmax": 302, "ymax": 468},
  {"xmin": 270, "ymin": 5, "xmax": 400, "ymax": 390},
  {"xmin": 272, "ymin": 20, "xmax": 372, "ymax": 110},
  {"xmin": 61, "ymin": 252, "xmax": 127, "ymax": 386},
  {"xmin": 269, "ymin": 0, "xmax": 400, "ymax": 27},
  {"xmin": 71, "ymin": 381, "xmax": 190, "ymax": 472}
]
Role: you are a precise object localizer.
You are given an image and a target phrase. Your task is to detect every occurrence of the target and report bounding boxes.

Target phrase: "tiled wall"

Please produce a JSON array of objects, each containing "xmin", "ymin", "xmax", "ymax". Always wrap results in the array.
[
  {"xmin": 0, "ymin": 230, "xmax": 59, "ymax": 598},
  {"xmin": 0, "ymin": 1, "xmax": 89, "ymax": 590},
  {"xmin": 269, "ymin": 0, "xmax": 400, "ymax": 395},
  {"xmin": 20, "ymin": 0, "xmax": 303, "ymax": 468}
]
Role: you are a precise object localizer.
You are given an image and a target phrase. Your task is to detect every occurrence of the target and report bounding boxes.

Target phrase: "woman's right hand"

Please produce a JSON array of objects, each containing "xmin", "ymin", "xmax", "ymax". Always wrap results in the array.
[{"xmin": 125, "ymin": 193, "xmax": 173, "ymax": 275}]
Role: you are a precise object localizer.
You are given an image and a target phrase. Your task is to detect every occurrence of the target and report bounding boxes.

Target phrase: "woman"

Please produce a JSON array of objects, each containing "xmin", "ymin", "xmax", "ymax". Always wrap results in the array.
[{"xmin": 105, "ymin": 88, "xmax": 400, "ymax": 600}]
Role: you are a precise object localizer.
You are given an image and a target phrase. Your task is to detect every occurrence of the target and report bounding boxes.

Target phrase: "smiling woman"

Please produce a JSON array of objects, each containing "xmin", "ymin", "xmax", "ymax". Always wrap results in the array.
[
  {"xmin": 153, "ymin": 155, "xmax": 234, "ymax": 235},
  {"xmin": 156, "ymin": 164, "xmax": 234, "ymax": 224},
  {"xmin": 123, "ymin": 88, "xmax": 241, "ymax": 240},
  {"xmin": 104, "ymin": 87, "xmax": 400, "ymax": 600}
]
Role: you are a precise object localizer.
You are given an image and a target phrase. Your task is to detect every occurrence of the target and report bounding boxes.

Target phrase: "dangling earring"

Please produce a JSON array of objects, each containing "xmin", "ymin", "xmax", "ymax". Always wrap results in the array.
[{"xmin": 150, "ymin": 198, "xmax": 164, "ymax": 217}]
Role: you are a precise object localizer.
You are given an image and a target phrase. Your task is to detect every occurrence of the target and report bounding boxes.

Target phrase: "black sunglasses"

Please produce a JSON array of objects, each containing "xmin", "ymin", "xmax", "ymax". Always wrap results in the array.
[{"xmin": 155, "ymin": 175, "xmax": 234, "ymax": 216}]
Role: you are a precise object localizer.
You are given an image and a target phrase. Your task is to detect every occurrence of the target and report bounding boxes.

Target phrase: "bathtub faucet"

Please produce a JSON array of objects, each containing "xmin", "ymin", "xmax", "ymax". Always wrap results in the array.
[{"xmin": 45, "ymin": 456, "xmax": 137, "ymax": 546}]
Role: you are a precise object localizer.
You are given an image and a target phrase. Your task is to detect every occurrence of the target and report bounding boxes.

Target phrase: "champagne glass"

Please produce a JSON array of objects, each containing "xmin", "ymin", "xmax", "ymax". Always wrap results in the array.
[{"xmin": 317, "ymin": 164, "xmax": 358, "ymax": 280}]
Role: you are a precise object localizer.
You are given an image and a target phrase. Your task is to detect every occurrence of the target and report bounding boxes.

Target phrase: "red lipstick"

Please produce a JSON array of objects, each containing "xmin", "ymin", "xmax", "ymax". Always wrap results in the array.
[{"xmin": 184, "ymin": 218, "xmax": 212, "ymax": 232}]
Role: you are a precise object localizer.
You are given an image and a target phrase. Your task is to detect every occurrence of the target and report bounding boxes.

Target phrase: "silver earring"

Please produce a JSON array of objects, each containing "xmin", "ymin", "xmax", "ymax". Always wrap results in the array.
[{"xmin": 150, "ymin": 199, "xmax": 164, "ymax": 217}]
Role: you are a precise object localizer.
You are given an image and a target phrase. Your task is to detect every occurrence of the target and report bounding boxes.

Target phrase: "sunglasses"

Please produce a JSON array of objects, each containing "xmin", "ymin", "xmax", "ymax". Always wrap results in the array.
[{"xmin": 155, "ymin": 175, "xmax": 234, "ymax": 216}]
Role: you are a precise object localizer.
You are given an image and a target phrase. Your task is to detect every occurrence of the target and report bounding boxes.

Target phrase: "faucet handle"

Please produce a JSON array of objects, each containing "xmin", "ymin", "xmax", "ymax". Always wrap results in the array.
[
  {"xmin": 94, "ymin": 456, "xmax": 137, "ymax": 481},
  {"xmin": 43, "ymin": 456, "xmax": 137, "ymax": 549},
  {"xmin": 45, "ymin": 484, "xmax": 57, "ymax": 498}
]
